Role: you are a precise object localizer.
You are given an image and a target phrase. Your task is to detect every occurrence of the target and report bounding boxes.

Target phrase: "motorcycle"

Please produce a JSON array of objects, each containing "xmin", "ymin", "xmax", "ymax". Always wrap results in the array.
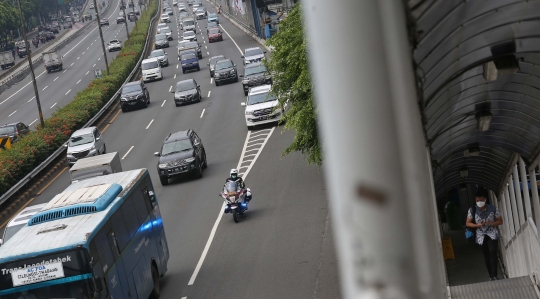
[{"xmin": 220, "ymin": 181, "xmax": 252, "ymax": 223}]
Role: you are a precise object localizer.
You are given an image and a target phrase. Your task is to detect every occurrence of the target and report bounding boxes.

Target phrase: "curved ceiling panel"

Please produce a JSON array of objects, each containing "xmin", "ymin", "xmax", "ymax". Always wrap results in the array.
[{"xmin": 408, "ymin": 0, "xmax": 540, "ymax": 196}]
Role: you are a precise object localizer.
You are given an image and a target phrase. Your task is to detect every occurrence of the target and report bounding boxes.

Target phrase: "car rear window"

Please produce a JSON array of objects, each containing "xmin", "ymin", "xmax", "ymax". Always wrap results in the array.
[
  {"xmin": 208, "ymin": 28, "xmax": 220, "ymax": 34},
  {"xmin": 246, "ymin": 48, "xmax": 263, "ymax": 57},
  {"xmin": 0, "ymin": 126, "xmax": 16, "ymax": 135},
  {"xmin": 122, "ymin": 84, "xmax": 142, "ymax": 93}
]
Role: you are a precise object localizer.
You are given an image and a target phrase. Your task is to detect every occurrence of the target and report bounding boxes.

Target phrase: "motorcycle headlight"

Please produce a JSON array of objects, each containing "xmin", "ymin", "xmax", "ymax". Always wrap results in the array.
[
  {"xmin": 158, "ymin": 163, "xmax": 168, "ymax": 168},
  {"xmin": 229, "ymin": 196, "xmax": 236, "ymax": 201},
  {"xmin": 184, "ymin": 157, "xmax": 195, "ymax": 163}
]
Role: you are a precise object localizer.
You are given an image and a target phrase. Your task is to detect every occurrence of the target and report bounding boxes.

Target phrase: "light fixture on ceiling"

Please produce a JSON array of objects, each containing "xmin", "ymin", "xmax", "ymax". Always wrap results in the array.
[
  {"xmin": 476, "ymin": 111, "xmax": 492, "ymax": 132},
  {"xmin": 484, "ymin": 41, "xmax": 520, "ymax": 82},
  {"xmin": 463, "ymin": 145, "xmax": 481, "ymax": 157},
  {"xmin": 460, "ymin": 168, "xmax": 469, "ymax": 178}
]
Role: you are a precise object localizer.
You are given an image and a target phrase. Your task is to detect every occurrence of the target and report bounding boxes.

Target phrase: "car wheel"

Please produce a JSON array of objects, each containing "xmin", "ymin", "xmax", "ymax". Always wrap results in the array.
[
  {"xmin": 175, "ymin": 102, "xmax": 180, "ymax": 107},
  {"xmin": 160, "ymin": 176, "xmax": 169, "ymax": 186},
  {"xmin": 244, "ymin": 90, "xmax": 248, "ymax": 96},
  {"xmin": 215, "ymin": 81, "xmax": 219, "ymax": 86},
  {"xmin": 247, "ymin": 125, "xmax": 254, "ymax": 130},
  {"xmin": 182, "ymin": 69, "xmax": 185, "ymax": 74},
  {"xmin": 235, "ymin": 76, "xmax": 238, "ymax": 83},
  {"xmin": 194, "ymin": 160, "xmax": 203, "ymax": 178},
  {"xmin": 142, "ymin": 100, "xmax": 148, "ymax": 108},
  {"xmin": 121, "ymin": 106, "xmax": 127, "ymax": 112},
  {"xmin": 102, "ymin": 145, "xmax": 107, "ymax": 154},
  {"xmin": 202, "ymin": 151, "xmax": 207, "ymax": 169},
  {"xmin": 197, "ymin": 66, "xmax": 200, "ymax": 71}
]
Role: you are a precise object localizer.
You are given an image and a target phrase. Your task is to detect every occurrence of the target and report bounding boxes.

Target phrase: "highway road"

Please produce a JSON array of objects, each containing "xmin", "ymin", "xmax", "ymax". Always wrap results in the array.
[
  {"xmin": 1, "ymin": 0, "xmax": 341, "ymax": 297},
  {"xmin": 0, "ymin": 0, "xmax": 137, "ymax": 127}
]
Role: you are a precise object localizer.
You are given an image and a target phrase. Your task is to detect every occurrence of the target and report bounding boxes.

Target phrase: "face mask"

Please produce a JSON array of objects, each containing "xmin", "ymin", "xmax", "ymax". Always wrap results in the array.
[{"xmin": 477, "ymin": 201, "xmax": 486, "ymax": 208}]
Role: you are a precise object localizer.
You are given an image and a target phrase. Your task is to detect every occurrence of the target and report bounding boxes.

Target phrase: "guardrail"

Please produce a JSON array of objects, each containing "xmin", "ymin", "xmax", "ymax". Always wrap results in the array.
[
  {"xmin": 0, "ymin": 3, "xmax": 158, "ymax": 206},
  {"xmin": 0, "ymin": 0, "xmax": 113, "ymax": 87}
]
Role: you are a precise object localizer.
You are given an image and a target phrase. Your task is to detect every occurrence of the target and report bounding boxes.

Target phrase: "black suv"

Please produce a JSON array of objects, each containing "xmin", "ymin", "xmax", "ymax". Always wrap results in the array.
[
  {"xmin": 120, "ymin": 81, "xmax": 150, "ymax": 112},
  {"xmin": 239, "ymin": 62, "xmax": 272, "ymax": 96},
  {"xmin": 207, "ymin": 55, "xmax": 225, "ymax": 77},
  {"xmin": 0, "ymin": 122, "xmax": 30, "ymax": 144},
  {"xmin": 171, "ymin": 79, "xmax": 202, "ymax": 106},
  {"xmin": 154, "ymin": 130, "xmax": 207, "ymax": 185},
  {"xmin": 214, "ymin": 59, "xmax": 238, "ymax": 86}
]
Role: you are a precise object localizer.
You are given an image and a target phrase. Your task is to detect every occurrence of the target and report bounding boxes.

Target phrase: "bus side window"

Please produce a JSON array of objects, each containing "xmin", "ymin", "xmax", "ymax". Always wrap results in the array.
[
  {"xmin": 132, "ymin": 190, "xmax": 149, "ymax": 225},
  {"xmin": 95, "ymin": 230, "xmax": 115, "ymax": 273},
  {"xmin": 122, "ymin": 196, "xmax": 139, "ymax": 238},
  {"xmin": 142, "ymin": 186, "xmax": 156, "ymax": 210},
  {"xmin": 90, "ymin": 241, "xmax": 110, "ymax": 297},
  {"xmin": 107, "ymin": 230, "xmax": 121, "ymax": 258},
  {"xmin": 111, "ymin": 210, "xmax": 130, "ymax": 252}
]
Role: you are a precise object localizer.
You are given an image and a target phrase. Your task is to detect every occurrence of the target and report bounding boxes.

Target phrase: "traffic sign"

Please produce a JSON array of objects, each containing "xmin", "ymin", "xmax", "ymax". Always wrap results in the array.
[
  {"xmin": 0, "ymin": 137, "xmax": 12, "ymax": 151},
  {"xmin": 94, "ymin": 69, "xmax": 103, "ymax": 79},
  {"xmin": 442, "ymin": 236, "xmax": 455, "ymax": 260}
]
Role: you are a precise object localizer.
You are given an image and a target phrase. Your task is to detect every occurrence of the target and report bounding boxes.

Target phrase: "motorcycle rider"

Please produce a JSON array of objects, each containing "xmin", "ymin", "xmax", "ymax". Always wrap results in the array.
[{"xmin": 225, "ymin": 169, "xmax": 251, "ymax": 202}]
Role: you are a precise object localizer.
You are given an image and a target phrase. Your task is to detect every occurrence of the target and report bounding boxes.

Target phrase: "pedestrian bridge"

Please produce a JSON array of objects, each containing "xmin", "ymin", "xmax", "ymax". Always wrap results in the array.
[{"xmin": 303, "ymin": 0, "xmax": 540, "ymax": 298}]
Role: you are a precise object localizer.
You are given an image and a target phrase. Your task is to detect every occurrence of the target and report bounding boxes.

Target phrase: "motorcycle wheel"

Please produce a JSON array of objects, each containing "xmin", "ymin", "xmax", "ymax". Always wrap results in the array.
[{"xmin": 233, "ymin": 209, "xmax": 239, "ymax": 223}]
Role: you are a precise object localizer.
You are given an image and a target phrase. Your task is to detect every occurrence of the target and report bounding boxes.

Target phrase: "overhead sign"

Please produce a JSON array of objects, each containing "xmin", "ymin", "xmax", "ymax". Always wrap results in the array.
[
  {"xmin": 11, "ymin": 261, "xmax": 65, "ymax": 287},
  {"xmin": 94, "ymin": 68, "xmax": 103, "ymax": 78},
  {"xmin": 0, "ymin": 137, "xmax": 11, "ymax": 150}
]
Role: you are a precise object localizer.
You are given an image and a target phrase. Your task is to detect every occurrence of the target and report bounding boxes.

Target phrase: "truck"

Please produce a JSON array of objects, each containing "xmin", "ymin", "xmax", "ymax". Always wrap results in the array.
[
  {"xmin": 0, "ymin": 51, "xmax": 15, "ymax": 70},
  {"xmin": 69, "ymin": 152, "xmax": 123, "ymax": 182},
  {"xmin": 42, "ymin": 50, "xmax": 63, "ymax": 73}
]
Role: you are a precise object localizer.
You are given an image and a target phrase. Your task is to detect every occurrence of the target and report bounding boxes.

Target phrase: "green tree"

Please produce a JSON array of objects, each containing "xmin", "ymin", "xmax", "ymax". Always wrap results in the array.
[{"xmin": 264, "ymin": 3, "xmax": 322, "ymax": 165}]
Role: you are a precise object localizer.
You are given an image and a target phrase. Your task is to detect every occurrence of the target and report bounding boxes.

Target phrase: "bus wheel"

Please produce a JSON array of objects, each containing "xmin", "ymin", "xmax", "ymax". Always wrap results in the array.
[{"xmin": 150, "ymin": 265, "xmax": 161, "ymax": 299}]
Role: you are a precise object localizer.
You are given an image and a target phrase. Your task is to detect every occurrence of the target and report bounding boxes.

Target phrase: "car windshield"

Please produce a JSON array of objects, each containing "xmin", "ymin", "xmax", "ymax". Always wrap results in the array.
[
  {"xmin": 208, "ymin": 13, "xmax": 217, "ymax": 18},
  {"xmin": 0, "ymin": 126, "xmax": 16, "ymax": 135},
  {"xmin": 186, "ymin": 42, "xmax": 198, "ymax": 48},
  {"xmin": 161, "ymin": 139, "xmax": 192, "ymax": 155},
  {"xmin": 183, "ymin": 20, "xmax": 194, "ymax": 26},
  {"xmin": 151, "ymin": 50, "xmax": 165, "ymax": 57},
  {"xmin": 181, "ymin": 53, "xmax": 196, "ymax": 60},
  {"xmin": 208, "ymin": 28, "xmax": 220, "ymax": 34},
  {"xmin": 156, "ymin": 34, "xmax": 167, "ymax": 40},
  {"xmin": 184, "ymin": 31, "xmax": 195, "ymax": 37},
  {"xmin": 210, "ymin": 56, "xmax": 225, "ymax": 65},
  {"xmin": 69, "ymin": 133, "xmax": 94, "ymax": 146},
  {"xmin": 247, "ymin": 92, "xmax": 276, "ymax": 105},
  {"xmin": 245, "ymin": 65, "xmax": 266, "ymax": 76},
  {"xmin": 122, "ymin": 84, "xmax": 142, "ymax": 93},
  {"xmin": 176, "ymin": 81, "xmax": 195, "ymax": 91},
  {"xmin": 208, "ymin": 22, "xmax": 218, "ymax": 27},
  {"xmin": 110, "ymin": 40, "xmax": 119, "ymax": 43},
  {"xmin": 161, "ymin": 28, "xmax": 171, "ymax": 33},
  {"xmin": 142, "ymin": 61, "xmax": 159, "ymax": 70},
  {"xmin": 197, "ymin": 7, "xmax": 205, "ymax": 12},
  {"xmin": 161, "ymin": 14, "xmax": 168, "ymax": 17},
  {"xmin": 246, "ymin": 48, "xmax": 263, "ymax": 57},
  {"xmin": 215, "ymin": 60, "xmax": 233, "ymax": 70}
]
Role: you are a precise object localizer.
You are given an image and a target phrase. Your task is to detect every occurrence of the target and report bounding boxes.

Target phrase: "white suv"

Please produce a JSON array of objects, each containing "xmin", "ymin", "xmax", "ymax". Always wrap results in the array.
[
  {"xmin": 241, "ymin": 85, "xmax": 284, "ymax": 130},
  {"xmin": 141, "ymin": 58, "xmax": 163, "ymax": 82},
  {"xmin": 107, "ymin": 39, "xmax": 122, "ymax": 52}
]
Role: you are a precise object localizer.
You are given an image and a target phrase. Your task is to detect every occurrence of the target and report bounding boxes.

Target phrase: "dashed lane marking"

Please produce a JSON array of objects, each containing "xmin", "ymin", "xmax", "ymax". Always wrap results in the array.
[{"xmin": 200, "ymin": 109, "xmax": 205, "ymax": 118}]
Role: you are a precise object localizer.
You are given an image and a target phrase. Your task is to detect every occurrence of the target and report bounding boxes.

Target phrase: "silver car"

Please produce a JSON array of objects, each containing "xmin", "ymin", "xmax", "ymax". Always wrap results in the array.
[
  {"xmin": 150, "ymin": 49, "xmax": 169, "ymax": 66},
  {"xmin": 242, "ymin": 46, "xmax": 266, "ymax": 65},
  {"xmin": 66, "ymin": 127, "xmax": 106, "ymax": 165}
]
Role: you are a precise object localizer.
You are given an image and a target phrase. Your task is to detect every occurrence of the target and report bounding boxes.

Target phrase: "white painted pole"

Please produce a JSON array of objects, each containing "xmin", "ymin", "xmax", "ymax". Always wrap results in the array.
[
  {"xmin": 512, "ymin": 165, "xmax": 525, "ymax": 226},
  {"xmin": 529, "ymin": 167, "xmax": 540, "ymax": 233},
  {"xmin": 518, "ymin": 158, "xmax": 533, "ymax": 220},
  {"xmin": 507, "ymin": 181, "xmax": 520, "ymax": 235},
  {"xmin": 504, "ymin": 186, "xmax": 516, "ymax": 237}
]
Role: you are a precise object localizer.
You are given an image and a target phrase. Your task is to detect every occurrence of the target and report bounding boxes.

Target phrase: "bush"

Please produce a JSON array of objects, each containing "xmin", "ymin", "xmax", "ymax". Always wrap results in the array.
[{"xmin": 0, "ymin": 0, "xmax": 158, "ymax": 196}]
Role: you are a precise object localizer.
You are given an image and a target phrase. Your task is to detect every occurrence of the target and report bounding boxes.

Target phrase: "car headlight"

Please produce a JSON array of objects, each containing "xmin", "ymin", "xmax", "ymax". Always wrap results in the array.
[
  {"xmin": 121, "ymin": 97, "xmax": 127, "ymax": 101},
  {"xmin": 184, "ymin": 157, "xmax": 195, "ymax": 163},
  {"xmin": 215, "ymin": 73, "xmax": 220, "ymax": 77},
  {"xmin": 156, "ymin": 69, "xmax": 161, "ymax": 73},
  {"xmin": 245, "ymin": 110, "xmax": 253, "ymax": 115},
  {"xmin": 230, "ymin": 69, "xmax": 236, "ymax": 74},
  {"xmin": 158, "ymin": 163, "xmax": 168, "ymax": 168},
  {"xmin": 137, "ymin": 94, "xmax": 144, "ymax": 98},
  {"xmin": 182, "ymin": 63, "xmax": 187, "ymax": 66},
  {"xmin": 242, "ymin": 80, "xmax": 249, "ymax": 84}
]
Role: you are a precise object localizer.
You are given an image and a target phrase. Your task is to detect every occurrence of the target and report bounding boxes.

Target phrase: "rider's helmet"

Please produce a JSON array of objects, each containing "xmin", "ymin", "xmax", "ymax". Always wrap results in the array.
[{"xmin": 230, "ymin": 169, "xmax": 238, "ymax": 180}]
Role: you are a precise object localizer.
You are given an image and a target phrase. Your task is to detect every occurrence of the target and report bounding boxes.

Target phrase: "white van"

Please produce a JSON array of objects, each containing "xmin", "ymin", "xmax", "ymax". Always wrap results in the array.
[
  {"xmin": 241, "ymin": 84, "xmax": 284, "ymax": 130},
  {"xmin": 141, "ymin": 57, "xmax": 163, "ymax": 82}
]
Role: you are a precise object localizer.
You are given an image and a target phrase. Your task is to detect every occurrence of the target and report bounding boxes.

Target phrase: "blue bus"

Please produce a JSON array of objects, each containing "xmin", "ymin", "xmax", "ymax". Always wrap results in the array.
[{"xmin": 0, "ymin": 169, "xmax": 169, "ymax": 298}]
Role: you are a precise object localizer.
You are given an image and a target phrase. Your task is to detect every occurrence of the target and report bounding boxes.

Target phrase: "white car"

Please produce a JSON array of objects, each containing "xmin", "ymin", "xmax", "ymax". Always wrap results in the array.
[
  {"xmin": 158, "ymin": 27, "xmax": 173, "ymax": 40},
  {"xmin": 192, "ymin": 4, "xmax": 200, "ymax": 12},
  {"xmin": 157, "ymin": 23, "xmax": 169, "ymax": 31},
  {"xmin": 183, "ymin": 30, "xmax": 197, "ymax": 42},
  {"xmin": 107, "ymin": 39, "xmax": 122, "ymax": 52},
  {"xmin": 161, "ymin": 13, "xmax": 170, "ymax": 23},
  {"xmin": 173, "ymin": 0, "xmax": 178, "ymax": 6},
  {"xmin": 141, "ymin": 58, "xmax": 163, "ymax": 82},
  {"xmin": 241, "ymin": 85, "xmax": 284, "ymax": 130},
  {"xmin": 89, "ymin": 3, "xmax": 94, "ymax": 8}
]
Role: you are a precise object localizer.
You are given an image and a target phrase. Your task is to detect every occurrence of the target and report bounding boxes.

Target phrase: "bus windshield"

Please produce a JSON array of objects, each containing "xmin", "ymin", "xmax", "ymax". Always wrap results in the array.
[{"xmin": 0, "ymin": 279, "xmax": 93, "ymax": 298}]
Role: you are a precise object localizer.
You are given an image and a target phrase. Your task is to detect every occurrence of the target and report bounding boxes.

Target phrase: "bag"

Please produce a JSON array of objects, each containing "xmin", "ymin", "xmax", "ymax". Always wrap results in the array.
[{"xmin": 466, "ymin": 205, "xmax": 477, "ymax": 244}]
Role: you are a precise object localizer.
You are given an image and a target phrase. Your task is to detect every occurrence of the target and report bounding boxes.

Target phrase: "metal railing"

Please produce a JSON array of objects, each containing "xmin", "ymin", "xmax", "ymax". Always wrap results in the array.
[
  {"xmin": 0, "ymin": 3, "xmax": 159, "ymax": 206},
  {"xmin": 0, "ymin": 0, "xmax": 113, "ymax": 87}
]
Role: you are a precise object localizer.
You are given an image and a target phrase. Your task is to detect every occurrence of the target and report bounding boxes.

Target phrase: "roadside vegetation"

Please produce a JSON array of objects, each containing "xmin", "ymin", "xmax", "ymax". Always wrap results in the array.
[
  {"xmin": 0, "ymin": 0, "xmax": 157, "ymax": 196},
  {"xmin": 264, "ymin": 3, "xmax": 322, "ymax": 165}
]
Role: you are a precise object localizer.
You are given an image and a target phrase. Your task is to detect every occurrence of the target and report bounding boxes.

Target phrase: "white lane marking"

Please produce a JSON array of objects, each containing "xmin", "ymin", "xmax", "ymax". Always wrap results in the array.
[
  {"xmin": 82, "ymin": 52, "xmax": 86, "ymax": 55},
  {"xmin": 247, "ymin": 137, "xmax": 267, "ymax": 144},
  {"xmin": 93, "ymin": 63, "xmax": 96, "ymax": 67},
  {"xmin": 42, "ymin": 86, "xmax": 48, "ymax": 91},
  {"xmin": 28, "ymin": 97, "xmax": 34, "ymax": 102},
  {"xmin": 54, "ymin": 77, "xmax": 59, "ymax": 81},
  {"xmin": 77, "ymin": 56, "xmax": 80, "ymax": 60},
  {"xmin": 122, "ymin": 146, "xmax": 134, "ymax": 160},
  {"xmin": 169, "ymin": 86, "xmax": 172, "ymax": 92},
  {"xmin": 29, "ymin": 118, "xmax": 38, "ymax": 126},
  {"xmin": 161, "ymin": 100, "xmax": 166, "ymax": 107},
  {"xmin": 219, "ymin": 24, "xmax": 243, "ymax": 54},
  {"xmin": 181, "ymin": 297, "xmax": 187, "ymax": 299},
  {"xmin": 64, "ymin": 26, "xmax": 99, "ymax": 56},
  {"xmin": 8, "ymin": 110, "xmax": 17, "ymax": 117},
  {"xmin": 177, "ymin": 64, "xmax": 179, "ymax": 69},
  {"xmin": 203, "ymin": 40, "xmax": 205, "ymax": 43},
  {"xmin": 50, "ymin": 102, "xmax": 57, "ymax": 109},
  {"xmin": 65, "ymin": 89, "xmax": 71, "ymax": 95},
  {"xmin": 210, "ymin": 78, "xmax": 213, "ymax": 84},
  {"xmin": 87, "ymin": 47, "xmax": 89, "ymax": 50},
  {"xmin": 70, "ymin": 62, "xmax": 74, "ymax": 66},
  {"xmin": 98, "ymin": 57, "xmax": 101, "ymax": 61},
  {"xmin": 174, "ymin": 74, "xmax": 176, "ymax": 79},
  {"xmin": 77, "ymin": 79, "xmax": 82, "ymax": 84},
  {"xmin": 187, "ymin": 128, "xmax": 276, "ymax": 285},
  {"xmin": 146, "ymin": 119, "xmax": 154, "ymax": 129},
  {"xmin": 246, "ymin": 142, "xmax": 264, "ymax": 149},
  {"xmin": 207, "ymin": 51, "xmax": 209, "ymax": 55},
  {"xmin": 200, "ymin": 109, "xmax": 205, "ymax": 118},
  {"xmin": 207, "ymin": 90, "xmax": 211, "ymax": 97},
  {"xmin": 205, "ymin": 46, "xmax": 207, "ymax": 49},
  {"xmin": 63, "ymin": 69, "xmax": 67, "ymax": 73},
  {"xmin": 86, "ymin": 71, "xmax": 89, "ymax": 75}
]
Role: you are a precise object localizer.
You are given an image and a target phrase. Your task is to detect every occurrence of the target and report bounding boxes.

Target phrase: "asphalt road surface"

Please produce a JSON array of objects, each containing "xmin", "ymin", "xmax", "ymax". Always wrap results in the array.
[{"xmin": 0, "ymin": 0, "xmax": 341, "ymax": 297}]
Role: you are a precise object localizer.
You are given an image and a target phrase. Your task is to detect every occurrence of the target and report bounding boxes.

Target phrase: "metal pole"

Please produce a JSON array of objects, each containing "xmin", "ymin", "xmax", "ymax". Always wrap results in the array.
[
  {"xmin": 512, "ymin": 165, "xmax": 525, "ymax": 225},
  {"xmin": 121, "ymin": 4, "xmax": 130, "ymax": 39},
  {"xmin": 17, "ymin": 0, "xmax": 45, "ymax": 128},
  {"xmin": 301, "ymin": 0, "xmax": 448, "ymax": 297},
  {"xmin": 529, "ymin": 166, "xmax": 540, "ymax": 232},
  {"xmin": 506, "ymin": 182, "xmax": 519, "ymax": 236},
  {"xmin": 93, "ymin": 0, "xmax": 110, "ymax": 75},
  {"xmin": 518, "ymin": 157, "xmax": 533, "ymax": 220}
]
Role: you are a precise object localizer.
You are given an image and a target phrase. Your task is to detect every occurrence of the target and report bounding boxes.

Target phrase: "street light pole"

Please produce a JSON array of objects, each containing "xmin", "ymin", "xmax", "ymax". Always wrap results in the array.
[
  {"xmin": 93, "ymin": 0, "xmax": 110, "ymax": 75},
  {"xmin": 16, "ymin": 0, "xmax": 45, "ymax": 128},
  {"xmin": 121, "ymin": 2, "xmax": 130, "ymax": 39}
]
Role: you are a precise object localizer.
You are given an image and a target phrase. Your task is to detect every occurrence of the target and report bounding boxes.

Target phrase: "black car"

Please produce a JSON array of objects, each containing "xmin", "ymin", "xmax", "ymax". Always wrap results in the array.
[
  {"xmin": 0, "ymin": 122, "xmax": 30, "ymax": 144},
  {"xmin": 155, "ymin": 34, "xmax": 169, "ymax": 48},
  {"xmin": 171, "ymin": 79, "xmax": 202, "ymax": 106},
  {"xmin": 207, "ymin": 55, "xmax": 225, "ymax": 77},
  {"xmin": 120, "ymin": 81, "xmax": 150, "ymax": 112},
  {"xmin": 214, "ymin": 59, "xmax": 238, "ymax": 86},
  {"xmin": 154, "ymin": 129, "xmax": 207, "ymax": 185},
  {"xmin": 239, "ymin": 63, "xmax": 272, "ymax": 96}
]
